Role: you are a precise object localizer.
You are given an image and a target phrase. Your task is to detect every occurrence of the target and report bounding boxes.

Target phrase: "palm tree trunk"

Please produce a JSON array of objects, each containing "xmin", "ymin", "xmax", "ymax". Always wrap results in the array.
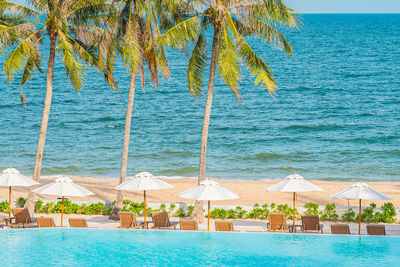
[
  {"xmin": 24, "ymin": 35, "xmax": 57, "ymax": 214},
  {"xmin": 192, "ymin": 27, "xmax": 220, "ymax": 222},
  {"xmin": 109, "ymin": 72, "xmax": 136, "ymax": 220}
]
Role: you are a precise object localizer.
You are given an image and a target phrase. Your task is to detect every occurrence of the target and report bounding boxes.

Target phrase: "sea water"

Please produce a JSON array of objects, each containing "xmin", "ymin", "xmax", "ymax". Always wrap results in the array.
[{"xmin": 0, "ymin": 14, "xmax": 399, "ymax": 181}]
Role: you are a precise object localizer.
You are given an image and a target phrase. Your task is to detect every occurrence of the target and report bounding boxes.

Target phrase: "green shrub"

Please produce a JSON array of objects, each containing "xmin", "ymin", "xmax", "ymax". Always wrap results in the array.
[
  {"xmin": 235, "ymin": 206, "xmax": 247, "ymax": 218},
  {"xmin": 247, "ymin": 203, "xmax": 269, "ymax": 219},
  {"xmin": 43, "ymin": 202, "xmax": 54, "ymax": 214},
  {"xmin": 177, "ymin": 207, "xmax": 186, "ymax": 217},
  {"xmin": 321, "ymin": 203, "xmax": 339, "ymax": 221},
  {"xmin": 272, "ymin": 204, "xmax": 299, "ymax": 219},
  {"xmin": 227, "ymin": 209, "xmax": 237, "ymax": 219},
  {"xmin": 159, "ymin": 204, "xmax": 166, "ymax": 211},
  {"xmin": 186, "ymin": 205, "xmax": 194, "ymax": 217},
  {"xmin": 342, "ymin": 208, "xmax": 356, "ymax": 221},
  {"xmin": 17, "ymin": 197, "xmax": 26, "ymax": 207},
  {"xmin": 35, "ymin": 199, "xmax": 44, "ymax": 213},
  {"xmin": 304, "ymin": 202, "xmax": 322, "ymax": 215},
  {"xmin": 361, "ymin": 203, "xmax": 376, "ymax": 223},
  {"xmin": 0, "ymin": 201, "xmax": 9, "ymax": 212},
  {"xmin": 210, "ymin": 208, "xmax": 229, "ymax": 219},
  {"xmin": 105, "ymin": 206, "xmax": 114, "ymax": 215},
  {"xmin": 375, "ymin": 202, "xmax": 397, "ymax": 223}
]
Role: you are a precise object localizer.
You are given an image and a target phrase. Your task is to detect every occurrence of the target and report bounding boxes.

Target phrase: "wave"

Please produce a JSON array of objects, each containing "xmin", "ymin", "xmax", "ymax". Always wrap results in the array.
[
  {"xmin": 282, "ymin": 124, "xmax": 345, "ymax": 131},
  {"xmin": 159, "ymin": 167, "xmax": 198, "ymax": 176},
  {"xmin": 253, "ymin": 153, "xmax": 283, "ymax": 160}
]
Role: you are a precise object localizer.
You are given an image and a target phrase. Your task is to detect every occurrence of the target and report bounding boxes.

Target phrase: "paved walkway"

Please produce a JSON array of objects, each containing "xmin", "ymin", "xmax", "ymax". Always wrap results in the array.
[{"xmin": 2, "ymin": 213, "xmax": 399, "ymax": 236}]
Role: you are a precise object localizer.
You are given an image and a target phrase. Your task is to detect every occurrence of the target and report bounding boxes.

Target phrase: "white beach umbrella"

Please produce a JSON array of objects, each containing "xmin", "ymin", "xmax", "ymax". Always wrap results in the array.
[
  {"xmin": 116, "ymin": 171, "xmax": 173, "ymax": 227},
  {"xmin": 179, "ymin": 179, "xmax": 239, "ymax": 231},
  {"xmin": 266, "ymin": 173, "xmax": 323, "ymax": 233},
  {"xmin": 0, "ymin": 167, "xmax": 39, "ymax": 222},
  {"xmin": 330, "ymin": 181, "xmax": 391, "ymax": 235},
  {"xmin": 33, "ymin": 176, "xmax": 94, "ymax": 227}
]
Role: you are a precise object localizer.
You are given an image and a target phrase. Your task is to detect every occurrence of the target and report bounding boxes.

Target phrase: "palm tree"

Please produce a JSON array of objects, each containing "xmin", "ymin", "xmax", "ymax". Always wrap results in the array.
[
  {"xmin": 157, "ymin": 0, "xmax": 298, "ymax": 221},
  {"xmin": 106, "ymin": 0, "xmax": 170, "ymax": 220},
  {"xmin": 0, "ymin": 0, "xmax": 114, "ymax": 214}
]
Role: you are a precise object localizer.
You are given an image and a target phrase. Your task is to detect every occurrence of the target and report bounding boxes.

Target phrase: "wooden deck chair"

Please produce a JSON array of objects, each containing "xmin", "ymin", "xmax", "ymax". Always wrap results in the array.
[
  {"xmin": 366, "ymin": 224, "xmax": 386, "ymax": 235},
  {"xmin": 301, "ymin": 215, "xmax": 324, "ymax": 233},
  {"xmin": 151, "ymin": 211, "xmax": 178, "ymax": 230},
  {"xmin": 9, "ymin": 208, "xmax": 36, "ymax": 228},
  {"xmin": 69, "ymin": 218, "xmax": 88, "ymax": 228},
  {"xmin": 267, "ymin": 213, "xmax": 288, "ymax": 232},
  {"xmin": 331, "ymin": 224, "xmax": 350, "ymax": 235},
  {"xmin": 179, "ymin": 219, "xmax": 198, "ymax": 231},
  {"xmin": 215, "ymin": 221, "xmax": 234, "ymax": 232},
  {"xmin": 37, "ymin": 217, "xmax": 56, "ymax": 228},
  {"xmin": 118, "ymin": 212, "xmax": 143, "ymax": 229}
]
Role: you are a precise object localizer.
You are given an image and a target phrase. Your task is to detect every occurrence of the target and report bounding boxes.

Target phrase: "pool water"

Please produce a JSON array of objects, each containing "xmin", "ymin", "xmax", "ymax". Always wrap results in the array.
[{"xmin": 1, "ymin": 229, "xmax": 399, "ymax": 266}]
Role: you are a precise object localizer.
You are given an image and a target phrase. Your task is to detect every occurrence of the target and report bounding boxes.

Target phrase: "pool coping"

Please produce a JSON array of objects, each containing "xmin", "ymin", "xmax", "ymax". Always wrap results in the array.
[{"xmin": 2, "ymin": 227, "xmax": 399, "ymax": 239}]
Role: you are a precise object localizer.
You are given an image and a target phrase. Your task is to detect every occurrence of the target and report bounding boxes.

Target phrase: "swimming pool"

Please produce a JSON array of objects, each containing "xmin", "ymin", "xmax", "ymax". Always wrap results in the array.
[{"xmin": 1, "ymin": 229, "xmax": 399, "ymax": 266}]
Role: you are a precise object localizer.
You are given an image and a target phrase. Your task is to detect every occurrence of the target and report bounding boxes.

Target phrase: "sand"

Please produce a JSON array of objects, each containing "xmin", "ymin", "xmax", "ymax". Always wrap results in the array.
[{"xmin": 1, "ymin": 176, "xmax": 400, "ymax": 208}]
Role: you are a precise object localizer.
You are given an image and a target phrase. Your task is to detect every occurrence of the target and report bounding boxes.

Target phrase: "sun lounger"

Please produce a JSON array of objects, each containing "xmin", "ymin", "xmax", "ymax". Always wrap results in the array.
[
  {"xmin": 366, "ymin": 224, "xmax": 386, "ymax": 235},
  {"xmin": 267, "ymin": 213, "xmax": 288, "ymax": 232},
  {"xmin": 179, "ymin": 219, "xmax": 198, "ymax": 231},
  {"xmin": 69, "ymin": 218, "xmax": 88, "ymax": 228},
  {"xmin": 301, "ymin": 215, "xmax": 323, "ymax": 233},
  {"xmin": 9, "ymin": 208, "xmax": 36, "ymax": 228},
  {"xmin": 215, "ymin": 221, "xmax": 234, "ymax": 232},
  {"xmin": 37, "ymin": 217, "xmax": 56, "ymax": 228},
  {"xmin": 151, "ymin": 211, "xmax": 178, "ymax": 230},
  {"xmin": 331, "ymin": 224, "xmax": 350, "ymax": 234},
  {"xmin": 118, "ymin": 212, "xmax": 143, "ymax": 229}
]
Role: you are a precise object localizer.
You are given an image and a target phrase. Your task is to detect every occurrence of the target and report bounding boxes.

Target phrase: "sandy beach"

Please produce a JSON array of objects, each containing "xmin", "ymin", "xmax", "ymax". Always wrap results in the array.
[{"xmin": 1, "ymin": 176, "xmax": 400, "ymax": 208}]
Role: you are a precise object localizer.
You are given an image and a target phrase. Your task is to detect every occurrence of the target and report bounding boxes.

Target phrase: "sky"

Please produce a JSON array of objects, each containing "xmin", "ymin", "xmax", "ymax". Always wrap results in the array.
[
  {"xmin": 285, "ymin": 0, "xmax": 400, "ymax": 13},
  {"xmin": 13, "ymin": 0, "xmax": 400, "ymax": 13}
]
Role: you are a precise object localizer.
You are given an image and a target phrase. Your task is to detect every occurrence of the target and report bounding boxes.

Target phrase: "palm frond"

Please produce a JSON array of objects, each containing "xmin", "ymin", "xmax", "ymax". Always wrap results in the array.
[
  {"xmin": 234, "ymin": 0, "xmax": 299, "ymax": 29},
  {"xmin": 3, "ymin": 29, "xmax": 42, "ymax": 83},
  {"xmin": 57, "ymin": 31, "xmax": 85, "ymax": 91},
  {"xmin": 225, "ymin": 11, "xmax": 277, "ymax": 93},
  {"xmin": 217, "ymin": 25, "xmax": 241, "ymax": 100},
  {"xmin": 20, "ymin": 45, "xmax": 42, "ymax": 88},
  {"xmin": 232, "ymin": 15, "xmax": 292, "ymax": 55},
  {"xmin": 156, "ymin": 16, "xmax": 201, "ymax": 49},
  {"xmin": 0, "ymin": 1, "xmax": 41, "ymax": 21},
  {"xmin": 186, "ymin": 32, "xmax": 207, "ymax": 97},
  {"xmin": 120, "ymin": 20, "xmax": 141, "ymax": 73}
]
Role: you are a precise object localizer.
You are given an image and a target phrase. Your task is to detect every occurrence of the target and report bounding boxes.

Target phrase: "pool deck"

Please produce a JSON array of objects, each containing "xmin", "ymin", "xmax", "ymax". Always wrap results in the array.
[{"xmin": 2, "ymin": 213, "xmax": 399, "ymax": 236}]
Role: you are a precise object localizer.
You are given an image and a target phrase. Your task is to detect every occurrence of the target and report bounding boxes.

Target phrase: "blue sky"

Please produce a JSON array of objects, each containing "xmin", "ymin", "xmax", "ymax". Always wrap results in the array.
[
  {"xmin": 285, "ymin": 0, "xmax": 400, "ymax": 13},
  {"xmin": 13, "ymin": 0, "xmax": 400, "ymax": 14}
]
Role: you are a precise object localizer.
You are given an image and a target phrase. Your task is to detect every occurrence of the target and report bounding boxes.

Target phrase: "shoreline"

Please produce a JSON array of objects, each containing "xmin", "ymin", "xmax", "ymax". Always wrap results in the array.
[
  {"xmin": 1, "ymin": 176, "xmax": 400, "ymax": 207},
  {"xmin": 20, "ymin": 174, "xmax": 400, "ymax": 182}
]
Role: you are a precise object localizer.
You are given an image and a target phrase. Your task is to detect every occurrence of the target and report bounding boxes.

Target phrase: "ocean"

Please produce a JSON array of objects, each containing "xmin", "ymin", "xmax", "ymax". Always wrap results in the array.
[{"xmin": 0, "ymin": 14, "xmax": 399, "ymax": 181}]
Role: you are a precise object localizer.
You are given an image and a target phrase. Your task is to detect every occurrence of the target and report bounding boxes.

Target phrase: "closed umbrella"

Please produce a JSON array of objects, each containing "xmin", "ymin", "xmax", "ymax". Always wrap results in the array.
[
  {"xmin": 330, "ymin": 181, "xmax": 391, "ymax": 235},
  {"xmin": 33, "ymin": 176, "xmax": 94, "ymax": 227},
  {"xmin": 0, "ymin": 167, "xmax": 39, "ymax": 222},
  {"xmin": 116, "ymin": 171, "xmax": 173, "ymax": 228},
  {"xmin": 266, "ymin": 173, "xmax": 323, "ymax": 233},
  {"xmin": 179, "ymin": 179, "xmax": 239, "ymax": 231}
]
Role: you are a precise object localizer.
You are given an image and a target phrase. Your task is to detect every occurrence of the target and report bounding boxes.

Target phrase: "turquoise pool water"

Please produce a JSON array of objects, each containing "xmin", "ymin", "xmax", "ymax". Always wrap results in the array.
[{"xmin": 1, "ymin": 229, "xmax": 399, "ymax": 266}]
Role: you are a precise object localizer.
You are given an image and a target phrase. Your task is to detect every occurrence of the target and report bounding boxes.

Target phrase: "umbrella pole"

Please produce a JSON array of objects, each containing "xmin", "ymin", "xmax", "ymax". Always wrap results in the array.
[
  {"xmin": 8, "ymin": 186, "xmax": 11, "ymax": 223},
  {"xmin": 144, "ymin": 190, "xmax": 147, "ymax": 229},
  {"xmin": 61, "ymin": 196, "xmax": 64, "ymax": 228},
  {"xmin": 208, "ymin": 200, "xmax": 210, "ymax": 232},
  {"xmin": 293, "ymin": 192, "xmax": 296, "ymax": 233},
  {"xmin": 358, "ymin": 199, "xmax": 361, "ymax": 235}
]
